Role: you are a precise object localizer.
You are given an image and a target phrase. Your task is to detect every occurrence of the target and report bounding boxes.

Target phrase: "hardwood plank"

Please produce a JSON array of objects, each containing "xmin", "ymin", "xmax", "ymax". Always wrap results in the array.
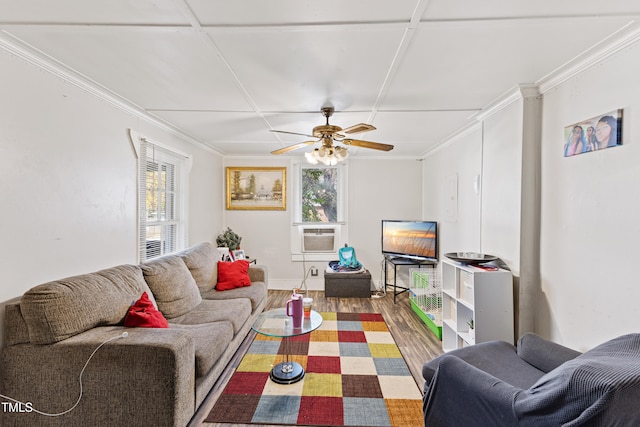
[{"xmin": 191, "ymin": 290, "xmax": 443, "ymax": 427}]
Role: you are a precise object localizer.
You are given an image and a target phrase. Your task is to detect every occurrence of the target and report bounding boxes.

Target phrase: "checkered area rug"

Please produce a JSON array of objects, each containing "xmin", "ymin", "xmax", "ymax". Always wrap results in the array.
[{"xmin": 205, "ymin": 312, "xmax": 424, "ymax": 426}]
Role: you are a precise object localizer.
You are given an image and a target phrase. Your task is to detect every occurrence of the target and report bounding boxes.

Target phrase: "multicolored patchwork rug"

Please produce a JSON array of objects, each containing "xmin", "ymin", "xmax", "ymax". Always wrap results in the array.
[{"xmin": 206, "ymin": 312, "xmax": 424, "ymax": 426}]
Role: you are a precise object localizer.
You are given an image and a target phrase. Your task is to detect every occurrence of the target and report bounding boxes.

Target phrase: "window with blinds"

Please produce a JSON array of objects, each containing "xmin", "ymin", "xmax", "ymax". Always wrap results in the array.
[{"xmin": 138, "ymin": 140, "xmax": 187, "ymax": 261}]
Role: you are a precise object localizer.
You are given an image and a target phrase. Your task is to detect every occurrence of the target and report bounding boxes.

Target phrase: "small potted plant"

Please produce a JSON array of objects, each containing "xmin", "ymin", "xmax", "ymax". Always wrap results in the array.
[
  {"xmin": 467, "ymin": 319, "xmax": 475, "ymax": 340},
  {"xmin": 216, "ymin": 227, "xmax": 242, "ymax": 251}
]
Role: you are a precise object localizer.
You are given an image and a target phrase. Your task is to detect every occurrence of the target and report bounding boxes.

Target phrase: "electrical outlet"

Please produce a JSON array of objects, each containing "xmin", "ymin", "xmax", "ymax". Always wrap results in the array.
[{"xmin": 310, "ymin": 267, "xmax": 318, "ymax": 276}]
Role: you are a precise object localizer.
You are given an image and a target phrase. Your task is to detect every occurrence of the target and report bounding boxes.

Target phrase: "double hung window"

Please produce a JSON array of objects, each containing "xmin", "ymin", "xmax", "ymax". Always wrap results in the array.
[
  {"xmin": 138, "ymin": 139, "xmax": 188, "ymax": 261},
  {"xmin": 300, "ymin": 166, "xmax": 340, "ymax": 223},
  {"xmin": 291, "ymin": 163, "xmax": 348, "ymax": 259}
]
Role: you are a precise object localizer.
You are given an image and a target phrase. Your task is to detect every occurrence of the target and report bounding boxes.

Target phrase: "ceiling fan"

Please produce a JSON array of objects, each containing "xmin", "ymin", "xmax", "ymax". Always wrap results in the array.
[{"xmin": 270, "ymin": 107, "xmax": 394, "ymax": 163}]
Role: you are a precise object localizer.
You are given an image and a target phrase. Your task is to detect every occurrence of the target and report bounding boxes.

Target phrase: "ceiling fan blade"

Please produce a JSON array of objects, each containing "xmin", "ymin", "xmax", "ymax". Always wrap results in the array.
[
  {"xmin": 270, "ymin": 129, "xmax": 316, "ymax": 138},
  {"xmin": 342, "ymin": 123, "xmax": 376, "ymax": 134},
  {"xmin": 343, "ymin": 139, "xmax": 394, "ymax": 152},
  {"xmin": 271, "ymin": 140, "xmax": 317, "ymax": 155}
]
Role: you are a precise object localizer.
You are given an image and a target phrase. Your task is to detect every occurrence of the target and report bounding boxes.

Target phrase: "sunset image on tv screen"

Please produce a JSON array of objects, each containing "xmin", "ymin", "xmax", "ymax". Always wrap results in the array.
[{"xmin": 383, "ymin": 221, "xmax": 437, "ymax": 258}]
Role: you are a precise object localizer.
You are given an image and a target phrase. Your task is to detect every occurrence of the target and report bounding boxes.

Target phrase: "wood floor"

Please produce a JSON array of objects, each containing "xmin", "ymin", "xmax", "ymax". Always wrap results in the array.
[{"xmin": 190, "ymin": 289, "xmax": 443, "ymax": 427}]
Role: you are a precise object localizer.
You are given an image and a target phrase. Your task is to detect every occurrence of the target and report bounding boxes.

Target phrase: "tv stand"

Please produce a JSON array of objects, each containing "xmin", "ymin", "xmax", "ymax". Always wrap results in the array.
[{"xmin": 384, "ymin": 255, "xmax": 436, "ymax": 303}]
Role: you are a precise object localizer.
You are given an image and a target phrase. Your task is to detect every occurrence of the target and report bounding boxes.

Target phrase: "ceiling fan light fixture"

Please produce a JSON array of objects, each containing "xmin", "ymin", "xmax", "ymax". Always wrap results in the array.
[
  {"xmin": 335, "ymin": 145, "xmax": 349, "ymax": 160},
  {"xmin": 273, "ymin": 108, "xmax": 392, "ymax": 159},
  {"xmin": 305, "ymin": 145, "xmax": 348, "ymax": 166},
  {"xmin": 305, "ymin": 149, "xmax": 320, "ymax": 164}
]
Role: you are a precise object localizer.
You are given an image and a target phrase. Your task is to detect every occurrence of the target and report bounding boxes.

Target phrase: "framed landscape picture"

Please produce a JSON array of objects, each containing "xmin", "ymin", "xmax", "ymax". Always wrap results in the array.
[
  {"xmin": 563, "ymin": 109, "xmax": 623, "ymax": 157},
  {"xmin": 226, "ymin": 166, "xmax": 286, "ymax": 210}
]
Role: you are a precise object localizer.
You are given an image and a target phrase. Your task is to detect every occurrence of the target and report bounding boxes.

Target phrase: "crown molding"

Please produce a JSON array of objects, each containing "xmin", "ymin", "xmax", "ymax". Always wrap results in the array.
[
  {"xmin": 537, "ymin": 20, "xmax": 640, "ymax": 94},
  {"xmin": 473, "ymin": 84, "xmax": 540, "ymax": 122},
  {"xmin": 426, "ymin": 21, "xmax": 640, "ymax": 157},
  {"xmin": 0, "ymin": 30, "xmax": 221, "ymax": 156},
  {"xmin": 421, "ymin": 120, "xmax": 482, "ymax": 157}
]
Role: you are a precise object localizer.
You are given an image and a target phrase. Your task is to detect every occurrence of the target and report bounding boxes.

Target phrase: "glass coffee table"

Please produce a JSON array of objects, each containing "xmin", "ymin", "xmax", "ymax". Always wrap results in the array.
[{"xmin": 251, "ymin": 308, "xmax": 323, "ymax": 384}]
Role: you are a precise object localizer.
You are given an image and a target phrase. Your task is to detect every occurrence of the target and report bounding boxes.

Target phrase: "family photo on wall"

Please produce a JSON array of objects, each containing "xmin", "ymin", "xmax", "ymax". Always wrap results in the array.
[{"xmin": 564, "ymin": 109, "xmax": 623, "ymax": 157}]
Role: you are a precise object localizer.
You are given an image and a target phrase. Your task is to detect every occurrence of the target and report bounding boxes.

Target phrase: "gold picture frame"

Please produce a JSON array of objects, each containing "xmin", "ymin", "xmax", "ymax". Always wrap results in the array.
[{"xmin": 226, "ymin": 166, "xmax": 286, "ymax": 210}]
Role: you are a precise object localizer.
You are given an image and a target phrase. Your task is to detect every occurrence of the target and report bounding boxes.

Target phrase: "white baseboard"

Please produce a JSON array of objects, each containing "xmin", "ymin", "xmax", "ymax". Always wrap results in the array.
[
  {"xmin": 268, "ymin": 278, "xmax": 325, "ymax": 291},
  {"xmin": 267, "ymin": 278, "xmax": 384, "ymax": 292}
]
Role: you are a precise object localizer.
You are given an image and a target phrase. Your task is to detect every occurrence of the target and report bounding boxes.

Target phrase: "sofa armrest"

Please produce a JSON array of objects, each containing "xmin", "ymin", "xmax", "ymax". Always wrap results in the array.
[
  {"xmin": 248, "ymin": 264, "xmax": 268, "ymax": 284},
  {"xmin": 517, "ymin": 333, "xmax": 581, "ymax": 373},
  {"xmin": 0, "ymin": 326, "xmax": 195, "ymax": 427},
  {"xmin": 423, "ymin": 355, "xmax": 520, "ymax": 427}
]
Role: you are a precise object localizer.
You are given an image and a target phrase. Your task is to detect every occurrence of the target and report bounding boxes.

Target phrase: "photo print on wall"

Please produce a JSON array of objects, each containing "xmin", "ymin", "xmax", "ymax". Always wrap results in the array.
[{"xmin": 564, "ymin": 109, "xmax": 623, "ymax": 157}]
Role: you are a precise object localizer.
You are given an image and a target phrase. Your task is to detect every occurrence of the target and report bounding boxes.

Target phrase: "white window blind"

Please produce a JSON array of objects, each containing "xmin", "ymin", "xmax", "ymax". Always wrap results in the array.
[{"xmin": 138, "ymin": 139, "xmax": 187, "ymax": 261}]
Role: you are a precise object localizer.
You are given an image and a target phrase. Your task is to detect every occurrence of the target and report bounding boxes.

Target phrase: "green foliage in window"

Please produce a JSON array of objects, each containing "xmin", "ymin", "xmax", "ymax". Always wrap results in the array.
[{"xmin": 302, "ymin": 168, "xmax": 337, "ymax": 222}]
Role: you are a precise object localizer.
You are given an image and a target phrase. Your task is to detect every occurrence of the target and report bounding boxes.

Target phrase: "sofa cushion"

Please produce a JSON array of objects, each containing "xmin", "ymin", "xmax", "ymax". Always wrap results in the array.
[
  {"xmin": 141, "ymin": 255, "xmax": 202, "ymax": 319},
  {"xmin": 201, "ymin": 280, "xmax": 267, "ymax": 312},
  {"xmin": 169, "ymin": 299, "xmax": 251, "ymax": 334},
  {"xmin": 513, "ymin": 333, "xmax": 640, "ymax": 426},
  {"xmin": 171, "ymin": 322, "xmax": 234, "ymax": 378},
  {"xmin": 20, "ymin": 265, "xmax": 152, "ymax": 344},
  {"xmin": 216, "ymin": 260, "xmax": 251, "ymax": 291},
  {"xmin": 178, "ymin": 242, "xmax": 217, "ymax": 292},
  {"xmin": 4, "ymin": 303, "xmax": 32, "ymax": 346},
  {"xmin": 124, "ymin": 292, "xmax": 169, "ymax": 328}
]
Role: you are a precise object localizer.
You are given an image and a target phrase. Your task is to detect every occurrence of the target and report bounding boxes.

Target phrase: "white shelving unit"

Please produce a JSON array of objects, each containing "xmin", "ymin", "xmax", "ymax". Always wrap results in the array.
[{"xmin": 441, "ymin": 258, "xmax": 514, "ymax": 352}]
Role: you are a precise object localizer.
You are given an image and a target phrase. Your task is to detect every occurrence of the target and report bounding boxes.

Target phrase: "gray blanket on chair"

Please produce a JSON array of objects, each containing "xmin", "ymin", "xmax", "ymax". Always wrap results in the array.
[{"xmin": 513, "ymin": 333, "xmax": 640, "ymax": 426}]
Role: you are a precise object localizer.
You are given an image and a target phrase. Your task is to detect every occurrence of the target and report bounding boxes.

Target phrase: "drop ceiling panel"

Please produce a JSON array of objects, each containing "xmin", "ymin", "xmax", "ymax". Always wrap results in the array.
[
  {"xmin": 381, "ymin": 17, "xmax": 634, "ymax": 111},
  {"xmin": 209, "ymin": 27, "xmax": 407, "ymax": 112},
  {"xmin": 0, "ymin": 0, "xmax": 190, "ymax": 24},
  {"xmin": 187, "ymin": 0, "xmax": 421, "ymax": 25},
  {"xmin": 208, "ymin": 141, "xmax": 278, "ymax": 156},
  {"xmin": 152, "ymin": 111, "xmax": 272, "ymax": 144},
  {"xmin": 423, "ymin": 0, "xmax": 640, "ymax": 20},
  {"xmin": 8, "ymin": 29, "xmax": 253, "ymax": 111},
  {"xmin": 2, "ymin": 1, "xmax": 639, "ymax": 159},
  {"xmin": 368, "ymin": 110, "xmax": 478, "ymax": 145}
]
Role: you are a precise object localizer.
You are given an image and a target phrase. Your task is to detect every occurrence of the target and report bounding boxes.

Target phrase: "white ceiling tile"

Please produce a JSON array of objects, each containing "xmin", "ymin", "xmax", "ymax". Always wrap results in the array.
[
  {"xmin": 9, "ymin": 29, "xmax": 254, "ymax": 111},
  {"xmin": 209, "ymin": 26, "xmax": 407, "ymax": 112},
  {"xmin": 152, "ymin": 111, "xmax": 272, "ymax": 143},
  {"xmin": 423, "ymin": 0, "xmax": 640, "ymax": 20},
  {"xmin": 369, "ymin": 111, "xmax": 478, "ymax": 144},
  {"xmin": 381, "ymin": 18, "xmax": 634, "ymax": 110},
  {"xmin": 0, "ymin": 0, "xmax": 190, "ymax": 24},
  {"xmin": 2, "ymin": 1, "xmax": 639, "ymax": 158},
  {"xmin": 187, "ymin": 0, "xmax": 421, "ymax": 25}
]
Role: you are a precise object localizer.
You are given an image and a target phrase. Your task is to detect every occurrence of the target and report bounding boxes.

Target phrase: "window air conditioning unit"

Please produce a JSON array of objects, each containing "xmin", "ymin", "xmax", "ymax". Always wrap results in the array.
[{"xmin": 302, "ymin": 227, "xmax": 336, "ymax": 253}]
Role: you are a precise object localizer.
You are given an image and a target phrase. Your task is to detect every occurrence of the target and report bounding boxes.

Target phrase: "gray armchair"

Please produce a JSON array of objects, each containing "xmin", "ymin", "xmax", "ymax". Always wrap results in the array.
[{"xmin": 422, "ymin": 333, "xmax": 640, "ymax": 426}]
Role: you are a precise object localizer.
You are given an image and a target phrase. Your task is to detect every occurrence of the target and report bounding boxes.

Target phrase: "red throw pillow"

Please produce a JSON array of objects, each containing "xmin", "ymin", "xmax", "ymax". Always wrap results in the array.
[
  {"xmin": 216, "ymin": 260, "xmax": 251, "ymax": 291},
  {"xmin": 124, "ymin": 292, "xmax": 169, "ymax": 328}
]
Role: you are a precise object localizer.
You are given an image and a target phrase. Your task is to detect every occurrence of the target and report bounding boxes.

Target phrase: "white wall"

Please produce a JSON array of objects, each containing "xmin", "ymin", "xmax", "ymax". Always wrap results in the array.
[
  {"xmin": 481, "ymin": 100, "xmax": 524, "ymax": 274},
  {"xmin": 349, "ymin": 158, "xmax": 423, "ymax": 287},
  {"xmin": 222, "ymin": 157, "xmax": 423, "ymax": 291},
  {"xmin": 423, "ymin": 34, "xmax": 640, "ymax": 350},
  {"xmin": 0, "ymin": 47, "xmax": 223, "ymax": 343},
  {"xmin": 422, "ymin": 125, "xmax": 483, "ymax": 256},
  {"xmin": 538, "ymin": 38, "xmax": 640, "ymax": 350},
  {"xmin": 423, "ymin": 101, "xmax": 533, "ymax": 341}
]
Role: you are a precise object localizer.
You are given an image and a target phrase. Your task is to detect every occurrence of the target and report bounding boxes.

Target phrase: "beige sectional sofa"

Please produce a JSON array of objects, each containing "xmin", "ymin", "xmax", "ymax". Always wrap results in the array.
[{"xmin": 0, "ymin": 242, "xmax": 267, "ymax": 427}]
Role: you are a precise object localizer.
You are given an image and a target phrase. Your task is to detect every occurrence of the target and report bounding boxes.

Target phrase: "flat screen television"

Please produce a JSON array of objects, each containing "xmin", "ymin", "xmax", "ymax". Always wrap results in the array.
[{"xmin": 381, "ymin": 220, "xmax": 438, "ymax": 262}]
